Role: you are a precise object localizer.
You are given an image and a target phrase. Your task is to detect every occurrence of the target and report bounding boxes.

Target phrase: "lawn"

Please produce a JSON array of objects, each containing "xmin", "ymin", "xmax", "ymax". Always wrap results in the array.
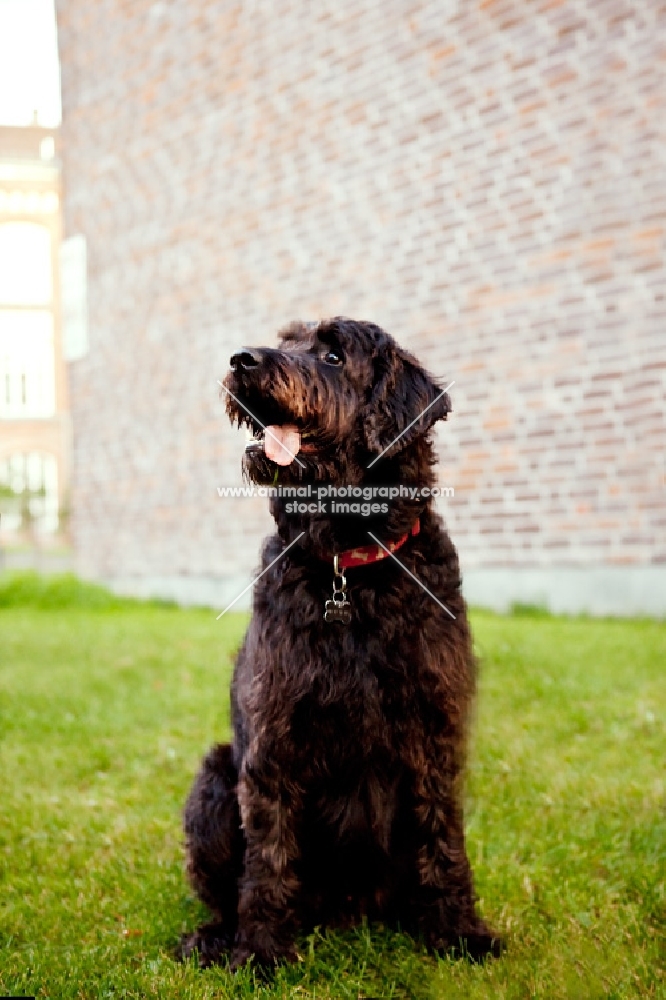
[{"xmin": 0, "ymin": 574, "xmax": 664, "ymax": 999}]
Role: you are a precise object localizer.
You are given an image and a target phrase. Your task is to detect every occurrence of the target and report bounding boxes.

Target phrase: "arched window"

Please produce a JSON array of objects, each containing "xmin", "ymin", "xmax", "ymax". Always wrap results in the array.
[
  {"xmin": 0, "ymin": 452, "xmax": 58, "ymax": 535},
  {"xmin": 0, "ymin": 311, "xmax": 55, "ymax": 417},
  {"xmin": 0, "ymin": 221, "xmax": 52, "ymax": 305}
]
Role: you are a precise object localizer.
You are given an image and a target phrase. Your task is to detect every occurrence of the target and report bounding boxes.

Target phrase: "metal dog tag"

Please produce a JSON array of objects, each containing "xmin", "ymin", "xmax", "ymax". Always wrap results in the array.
[
  {"xmin": 324, "ymin": 598, "xmax": 352, "ymax": 624},
  {"xmin": 324, "ymin": 556, "xmax": 352, "ymax": 624}
]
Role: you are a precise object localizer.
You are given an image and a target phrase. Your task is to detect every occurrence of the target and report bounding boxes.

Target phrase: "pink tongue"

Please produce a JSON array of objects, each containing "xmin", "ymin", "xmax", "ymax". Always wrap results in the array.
[{"xmin": 264, "ymin": 425, "xmax": 301, "ymax": 466}]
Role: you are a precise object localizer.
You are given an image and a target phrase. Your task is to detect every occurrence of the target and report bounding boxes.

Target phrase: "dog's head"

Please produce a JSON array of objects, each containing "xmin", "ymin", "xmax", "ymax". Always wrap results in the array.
[{"xmin": 223, "ymin": 317, "xmax": 451, "ymax": 487}]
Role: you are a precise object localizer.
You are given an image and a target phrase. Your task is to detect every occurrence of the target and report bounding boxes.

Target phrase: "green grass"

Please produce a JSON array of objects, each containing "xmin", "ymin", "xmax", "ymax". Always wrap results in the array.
[{"xmin": 0, "ymin": 573, "xmax": 664, "ymax": 999}]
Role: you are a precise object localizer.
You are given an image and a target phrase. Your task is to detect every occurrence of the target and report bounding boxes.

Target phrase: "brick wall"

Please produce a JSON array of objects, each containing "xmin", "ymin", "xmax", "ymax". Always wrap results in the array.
[{"xmin": 54, "ymin": 0, "xmax": 666, "ymax": 612}]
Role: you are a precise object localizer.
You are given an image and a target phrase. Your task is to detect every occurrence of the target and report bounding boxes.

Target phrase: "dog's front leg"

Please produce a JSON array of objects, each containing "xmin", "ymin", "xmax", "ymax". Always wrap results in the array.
[
  {"xmin": 410, "ymin": 752, "xmax": 501, "ymax": 960},
  {"xmin": 231, "ymin": 760, "xmax": 302, "ymax": 971}
]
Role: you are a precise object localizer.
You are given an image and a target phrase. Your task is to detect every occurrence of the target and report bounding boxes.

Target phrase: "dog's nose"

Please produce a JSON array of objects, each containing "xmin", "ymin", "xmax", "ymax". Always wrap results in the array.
[{"xmin": 230, "ymin": 349, "xmax": 261, "ymax": 371}]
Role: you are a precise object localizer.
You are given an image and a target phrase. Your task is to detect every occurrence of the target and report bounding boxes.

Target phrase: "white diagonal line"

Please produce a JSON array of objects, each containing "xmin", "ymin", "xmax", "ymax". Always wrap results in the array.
[
  {"xmin": 366, "ymin": 381, "xmax": 455, "ymax": 469},
  {"xmin": 216, "ymin": 531, "xmax": 306, "ymax": 619},
  {"xmin": 367, "ymin": 531, "xmax": 456, "ymax": 620},
  {"xmin": 217, "ymin": 380, "xmax": 306, "ymax": 469}
]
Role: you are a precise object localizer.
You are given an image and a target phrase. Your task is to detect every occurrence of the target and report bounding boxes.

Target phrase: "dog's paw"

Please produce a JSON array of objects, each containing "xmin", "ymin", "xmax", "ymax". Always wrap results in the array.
[
  {"xmin": 447, "ymin": 927, "xmax": 505, "ymax": 963},
  {"xmin": 229, "ymin": 943, "xmax": 257, "ymax": 974},
  {"xmin": 422, "ymin": 916, "xmax": 504, "ymax": 963},
  {"xmin": 178, "ymin": 922, "xmax": 234, "ymax": 968},
  {"xmin": 230, "ymin": 934, "xmax": 298, "ymax": 973}
]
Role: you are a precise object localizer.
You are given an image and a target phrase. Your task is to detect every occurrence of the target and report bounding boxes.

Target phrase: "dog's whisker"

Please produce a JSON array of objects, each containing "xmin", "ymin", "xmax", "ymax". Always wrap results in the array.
[{"xmin": 217, "ymin": 380, "xmax": 306, "ymax": 469}]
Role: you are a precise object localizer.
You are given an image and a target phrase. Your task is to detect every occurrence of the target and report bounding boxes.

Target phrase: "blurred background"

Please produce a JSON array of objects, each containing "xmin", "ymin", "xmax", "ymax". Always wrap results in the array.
[{"xmin": 1, "ymin": 0, "xmax": 664, "ymax": 615}]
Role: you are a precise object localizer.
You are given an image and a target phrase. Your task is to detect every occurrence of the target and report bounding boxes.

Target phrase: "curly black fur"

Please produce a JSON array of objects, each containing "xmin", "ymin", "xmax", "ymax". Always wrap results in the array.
[{"xmin": 181, "ymin": 317, "xmax": 501, "ymax": 970}]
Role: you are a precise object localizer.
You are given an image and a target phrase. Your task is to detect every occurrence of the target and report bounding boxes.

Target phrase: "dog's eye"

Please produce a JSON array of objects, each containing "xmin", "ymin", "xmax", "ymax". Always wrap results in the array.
[{"xmin": 322, "ymin": 348, "xmax": 343, "ymax": 366}]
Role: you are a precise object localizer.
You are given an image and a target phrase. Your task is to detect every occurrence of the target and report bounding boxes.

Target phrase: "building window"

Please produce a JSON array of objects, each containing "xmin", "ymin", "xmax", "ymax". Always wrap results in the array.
[
  {"xmin": 0, "ymin": 190, "xmax": 59, "ymax": 214},
  {"xmin": 40, "ymin": 137, "xmax": 55, "ymax": 161},
  {"xmin": 0, "ymin": 221, "xmax": 52, "ymax": 306},
  {"xmin": 0, "ymin": 311, "xmax": 55, "ymax": 417},
  {"xmin": 60, "ymin": 234, "xmax": 88, "ymax": 360},
  {"xmin": 0, "ymin": 452, "xmax": 58, "ymax": 535}
]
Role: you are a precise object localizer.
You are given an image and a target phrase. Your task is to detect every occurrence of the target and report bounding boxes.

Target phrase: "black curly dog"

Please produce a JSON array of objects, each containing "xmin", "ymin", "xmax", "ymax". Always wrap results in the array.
[{"xmin": 181, "ymin": 317, "xmax": 501, "ymax": 970}]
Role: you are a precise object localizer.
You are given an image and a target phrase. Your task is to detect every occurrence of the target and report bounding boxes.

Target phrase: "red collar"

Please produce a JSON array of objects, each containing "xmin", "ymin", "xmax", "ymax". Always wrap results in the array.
[{"xmin": 333, "ymin": 519, "xmax": 420, "ymax": 570}]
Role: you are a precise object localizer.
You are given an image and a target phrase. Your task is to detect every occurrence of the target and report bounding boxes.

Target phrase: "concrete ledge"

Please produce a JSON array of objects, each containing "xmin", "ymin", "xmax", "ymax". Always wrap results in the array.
[
  {"xmin": 104, "ymin": 566, "xmax": 666, "ymax": 618},
  {"xmin": 463, "ymin": 565, "xmax": 666, "ymax": 618},
  {"xmin": 0, "ymin": 548, "xmax": 74, "ymax": 575},
  {"xmin": 107, "ymin": 574, "xmax": 251, "ymax": 612}
]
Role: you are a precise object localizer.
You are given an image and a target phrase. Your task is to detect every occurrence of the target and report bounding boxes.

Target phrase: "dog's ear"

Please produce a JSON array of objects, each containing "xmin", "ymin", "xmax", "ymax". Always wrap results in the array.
[{"xmin": 363, "ymin": 346, "xmax": 452, "ymax": 459}]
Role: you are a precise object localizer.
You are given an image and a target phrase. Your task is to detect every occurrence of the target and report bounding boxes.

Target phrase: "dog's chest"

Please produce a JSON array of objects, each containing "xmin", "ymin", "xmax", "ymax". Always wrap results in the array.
[
  {"xmin": 288, "ymin": 653, "xmax": 407, "ymax": 767},
  {"xmin": 238, "ymin": 600, "xmax": 427, "ymax": 766}
]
